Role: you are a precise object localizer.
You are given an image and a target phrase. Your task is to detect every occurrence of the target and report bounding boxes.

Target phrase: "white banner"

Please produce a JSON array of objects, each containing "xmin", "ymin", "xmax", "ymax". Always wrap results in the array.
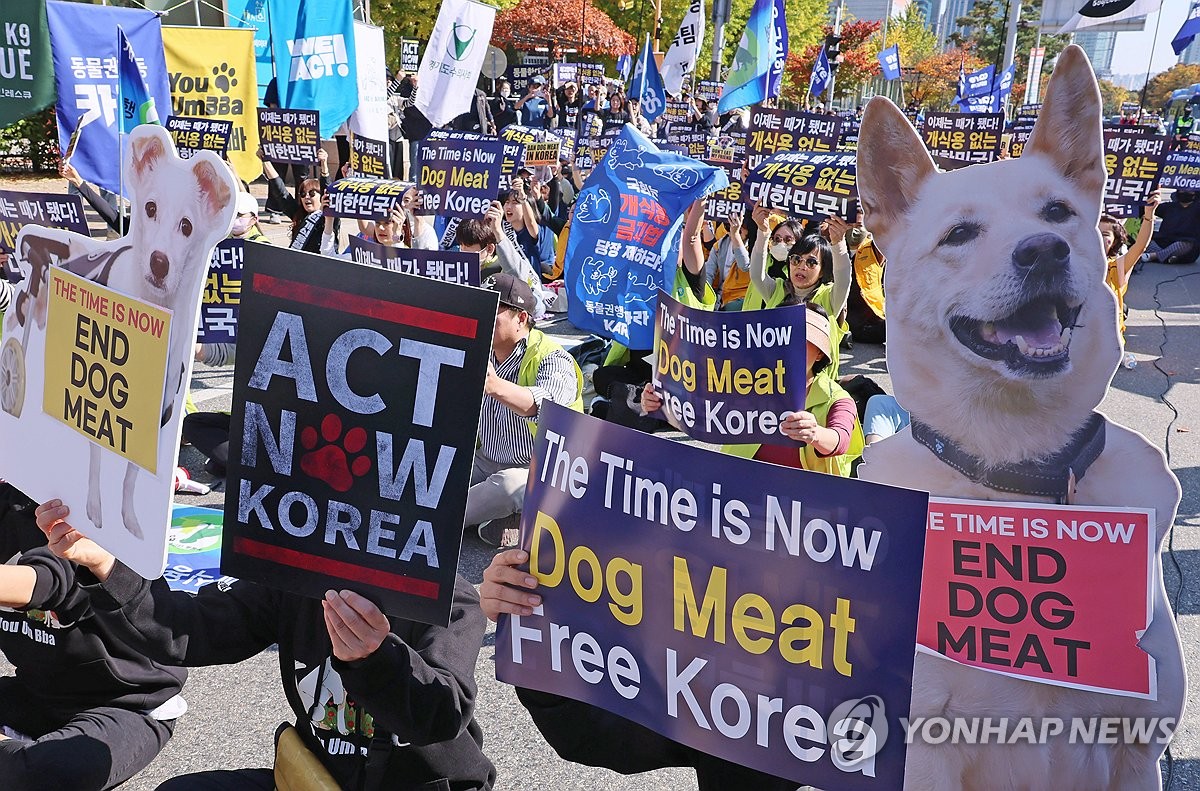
[
  {"xmin": 661, "ymin": 0, "xmax": 705, "ymax": 98},
  {"xmin": 1023, "ymin": 47, "xmax": 1046, "ymax": 106},
  {"xmin": 1057, "ymin": 0, "xmax": 1162, "ymax": 33},
  {"xmin": 415, "ymin": 0, "xmax": 497, "ymax": 127},
  {"xmin": 349, "ymin": 22, "xmax": 389, "ymax": 145}
]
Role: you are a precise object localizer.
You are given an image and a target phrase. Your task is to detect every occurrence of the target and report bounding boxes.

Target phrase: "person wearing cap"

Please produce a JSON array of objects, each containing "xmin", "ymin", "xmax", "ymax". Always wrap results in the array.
[
  {"xmin": 516, "ymin": 75, "xmax": 555, "ymax": 130},
  {"xmin": 231, "ymin": 191, "xmax": 267, "ymax": 243},
  {"xmin": 555, "ymin": 81, "xmax": 582, "ymax": 130},
  {"xmin": 469, "ymin": 274, "xmax": 583, "ymax": 546}
]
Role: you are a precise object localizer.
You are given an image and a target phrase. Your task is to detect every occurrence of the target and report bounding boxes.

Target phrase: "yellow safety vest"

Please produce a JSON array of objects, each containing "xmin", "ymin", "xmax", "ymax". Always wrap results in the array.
[
  {"xmin": 742, "ymin": 280, "xmax": 845, "ymax": 380},
  {"xmin": 518, "ymin": 329, "xmax": 584, "ymax": 434}
]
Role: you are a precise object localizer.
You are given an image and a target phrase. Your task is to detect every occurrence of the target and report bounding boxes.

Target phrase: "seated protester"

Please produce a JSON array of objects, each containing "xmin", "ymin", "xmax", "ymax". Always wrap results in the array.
[
  {"xmin": 845, "ymin": 224, "xmax": 886, "ymax": 344},
  {"xmin": 1102, "ymin": 191, "xmax": 1159, "ymax": 366},
  {"xmin": 746, "ymin": 203, "xmax": 852, "ymax": 378},
  {"xmin": 1140, "ymin": 188, "xmax": 1200, "ymax": 264},
  {"xmin": 703, "ymin": 209, "xmax": 753, "ymax": 311},
  {"xmin": 455, "ymin": 203, "xmax": 550, "ymax": 318},
  {"xmin": 469, "ymin": 274, "xmax": 583, "ymax": 547},
  {"xmin": 35, "ymin": 501, "xmax": 495, "ymax": 791},
  {"xmin": 0, "ymin": 483, "xmax": 186, "ymax": 791},
  {"xmin": 479, "ymin": 548, "xmax": 797, "ymax": 791},
  {"xmin": 322, "ymin": 204, "xmax": 409, "ymax": 258},
  {"xmin": 261, "ymin": 146, "xmax": 335, "ymax": 253},
  {"xmin": 863, "ymin": 393, "xmax": 910, "ymax": 445},
  {"xmin": 642, "ymin": 304, "xmax": 863, "ymax": 477},
  {"xmin": 499, "ymin": 186, "xmax": 557, "ymax": 282}
]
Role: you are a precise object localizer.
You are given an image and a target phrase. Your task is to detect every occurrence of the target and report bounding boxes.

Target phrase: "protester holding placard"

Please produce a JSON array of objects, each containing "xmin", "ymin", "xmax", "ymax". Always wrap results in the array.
[
  {"xmin": 59, "ymin": 162, "xmax": 129, "ymax": 236},
  {"xmin": 1140, "ymin": 188, "xmax": 1200, "ymax": 264},
  {"xmin": 260, "ymin": 147, "xmax": 335, "ymax": 253},
  {"xmin": 500, "ymin": 186, "xmax": 556, "ymax": 281},
  {"xmin": 516, "ymin": 75, "xmax": 555, "ymax": 129},
  {"xmin": 1101, "ymin": 192, "xmax": 1160, "ymax": 364},
  {"xmin": 702, "ymin": 209, "xmax": 753, "ymax": 310}
]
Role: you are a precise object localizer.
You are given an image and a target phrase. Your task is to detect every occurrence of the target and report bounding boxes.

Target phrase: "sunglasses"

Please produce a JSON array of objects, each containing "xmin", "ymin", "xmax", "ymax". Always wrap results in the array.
[
  {"xmin": 300, "ymin": 189, "xmax": 321, "ymax": 198},
  {"xmin": 788, "ymin": 255, "xmax": 821, "ymax": 269}
]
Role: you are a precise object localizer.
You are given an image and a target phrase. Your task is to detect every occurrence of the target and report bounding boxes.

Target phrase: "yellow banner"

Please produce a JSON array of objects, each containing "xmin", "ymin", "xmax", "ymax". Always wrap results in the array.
[
  {"xmin": 43, "ymin": 269, "xmax": 171, "ymax": 474},
  {"xmin": 163, "ymin": 26, "xmax": 260, "ymax": 184}
]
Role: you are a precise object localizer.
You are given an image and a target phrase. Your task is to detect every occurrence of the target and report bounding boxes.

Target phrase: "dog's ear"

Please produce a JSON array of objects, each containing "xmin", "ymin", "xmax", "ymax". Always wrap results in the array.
[
  {"xmin": 192, "ymin": 158, "xmax": 234, "ymax": 220},
  {"xmin": 1024, "ymin": 45, "xmax": 1106, "ymax": 203},
  {"xmin": 130, "ymin": 132, "xmax": 166, "ymax": 178},
  {"xmin": 856, "ymin": 96, "xmax": 936, "ymax": 243}
]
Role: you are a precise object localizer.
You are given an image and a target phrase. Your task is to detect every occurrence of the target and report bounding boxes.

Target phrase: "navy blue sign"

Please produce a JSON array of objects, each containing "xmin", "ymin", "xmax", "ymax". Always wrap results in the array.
[
  {"xmin": 347, "ymin": 236, "xmax": 480, "ymax": 285},
  {"xmin": 0, "ymin": 191, "xmax": 88, "ymax": 253},
  {"xmin": 496, "ymin": 404, "xmax": 928, "ymax": 789},
  {"xmin": 419, "ymin": 134, "xmax": 504, "ymax": 217},
  {"xmin": 746, "ymin": 151, "xmax": 857, "ymax": 222},
  {"xmin": 747, "ymin": 108, "xmax": 842, "ymax": 169},
  {"xmin": 197, "ymin": 237, "xmax": 243, "ymax": 343}
]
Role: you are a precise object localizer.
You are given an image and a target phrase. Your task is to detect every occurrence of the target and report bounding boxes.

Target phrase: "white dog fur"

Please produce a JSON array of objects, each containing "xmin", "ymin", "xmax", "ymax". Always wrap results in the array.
[{"xmin": 856, "ymin": 46, "xmax": 1185, "ymax": 790}]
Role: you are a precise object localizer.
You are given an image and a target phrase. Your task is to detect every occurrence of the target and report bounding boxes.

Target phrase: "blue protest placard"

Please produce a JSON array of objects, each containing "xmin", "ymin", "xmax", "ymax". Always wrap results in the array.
[
  {"xmin": 268, "ymin": 0, "xmax": 358, "ymax": 138},
  {"xmin": 1160, "ymin": 150, "xmax": 1200, "ymax": 190},
  {"xmin": 166, "ymin": 505, "xmax": 236, "ymax": 594},
  {"xmin": 746, "ymin": 150, "xmax": 858, "ymax": 221},
  {"xmin": 496, "ymin": 404, "xmax": 928, "ymax": 789},
  {"xmin": 419, "ymin": 134, "xmax": 504, "ymax": 217},
  {"xmin": 324, "ymin": 177, "xmax": 410, "ymax": 221},
  {"xmin": 564, "ymin": 125, "xmax": 728, "ymax": 349},
  {"xmin": 347, "ymin": 236, "xmax": 480, "ymax": 285},
  {"xmin": 652, "ymin": 292, "xmax": 807, "ymax": 445},
  {"xmin": 196, "ymin": 237, "xmax": 243, "ymax": 343}
]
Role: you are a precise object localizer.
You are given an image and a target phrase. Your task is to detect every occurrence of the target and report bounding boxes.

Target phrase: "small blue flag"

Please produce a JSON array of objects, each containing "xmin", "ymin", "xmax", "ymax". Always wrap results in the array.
[
  {"xmin": 616, "ymin": 54, "xmax": 633, "ymax": 81},
  {"xmin": 809, "ymin": 45, "xmax": 832, "ymax": 98},
  {"xmin": 961, "ymin": 65, "xmax": 994, "ymax": 98},
  {"xmin": 1173, "ymin": 1, "xmax": 1200, "ymax": 56},
  {"xmin": 117, "ymin": 26, "xmax": 159, "ymax": 133},
  {"xmin": 717, "ymin": 0, "xmax": 778, "ymax": 113},
  {"xmin": 878, "ymin": 44, "xmax": 901, "ymax": 81},
  {"xmin": 766, "ymin": 0, "xmax": 789, "ymax": 99},
  {"xmin": 631, "ymin": 34, "xmax": 667, "ymax": 123}
]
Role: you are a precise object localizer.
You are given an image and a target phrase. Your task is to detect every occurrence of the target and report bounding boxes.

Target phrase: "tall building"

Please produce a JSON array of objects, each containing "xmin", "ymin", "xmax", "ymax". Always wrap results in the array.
[
  {"xmin": 937, "ymin": 0, "xmax": 975, "ymax": 47},
  {"xmin": 839, "ymin": 0, "xmax": 913, "ymax": 22},
  {"xmin": 1074, "ymin": 31, "xmax": 1117, "ymax": 79},
  {"xmin": 1181, "ymin": 36, "xmax": 1200, "ymax": 66},
  {"xmin": 914, "ymin": 0, "xmax": 941, "ymax": 27}
]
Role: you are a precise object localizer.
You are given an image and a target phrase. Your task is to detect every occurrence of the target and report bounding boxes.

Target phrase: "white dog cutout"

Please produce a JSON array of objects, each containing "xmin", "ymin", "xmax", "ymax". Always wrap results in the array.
[
  {"xmin": 856, "ymin": 46, "xmax": 1185, "ymax": 790},
  {"xmin": 1, "ymin": 125, "xmax": 234, "ymax": 576}
]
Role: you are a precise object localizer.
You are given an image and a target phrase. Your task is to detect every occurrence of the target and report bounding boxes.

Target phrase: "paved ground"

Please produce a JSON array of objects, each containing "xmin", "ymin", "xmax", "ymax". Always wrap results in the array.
[{"xmin": 1, "ymin": 172, "xmax": 1198, "ymax": 789}]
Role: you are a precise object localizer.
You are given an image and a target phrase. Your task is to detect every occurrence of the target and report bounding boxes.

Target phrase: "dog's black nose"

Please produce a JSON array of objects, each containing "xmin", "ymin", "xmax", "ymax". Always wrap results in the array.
[
  {"xmin": 150, "ymin": 251, "xmax": 169, "ymax": 282},
  {"xmin": 1012, "ymin": 234, "xmax": 1070, "ymax": 272}
]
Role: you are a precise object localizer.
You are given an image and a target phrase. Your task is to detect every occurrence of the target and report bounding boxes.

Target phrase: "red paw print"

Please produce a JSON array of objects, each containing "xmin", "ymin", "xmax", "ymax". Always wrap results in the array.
[{"xmin": 299, "ymin": 414, "xmax": 372, "ymax": 493}]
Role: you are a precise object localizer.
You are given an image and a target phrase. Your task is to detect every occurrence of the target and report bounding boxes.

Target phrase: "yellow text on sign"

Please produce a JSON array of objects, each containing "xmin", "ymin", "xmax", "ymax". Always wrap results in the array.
[{"xmin": 43, "ymin": 269, "xmax": 171, "ymax": 473}]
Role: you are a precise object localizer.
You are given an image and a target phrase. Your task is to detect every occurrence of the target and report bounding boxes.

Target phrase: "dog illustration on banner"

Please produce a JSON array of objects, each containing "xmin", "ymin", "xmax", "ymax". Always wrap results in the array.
[
  {"xmin": 856, "ymin": 46, "xmax": 1185, "ymax": 789},
  {"xmin": 0, "ymin": 125, "xmax": 234, "ymax": 575}
]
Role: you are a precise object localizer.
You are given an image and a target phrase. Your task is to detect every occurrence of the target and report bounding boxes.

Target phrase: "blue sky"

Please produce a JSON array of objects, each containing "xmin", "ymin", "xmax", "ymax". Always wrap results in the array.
[{"xmin": 1109, "ymin": 1, "xmax": 1190, "ymax": 76}]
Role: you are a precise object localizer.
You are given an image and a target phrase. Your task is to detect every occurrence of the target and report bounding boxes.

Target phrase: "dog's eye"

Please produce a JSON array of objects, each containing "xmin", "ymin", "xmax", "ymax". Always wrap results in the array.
[
  {"xmin": 940, "ymin": 222, "xmax": 980, "ymax": 247},
  {"xmin": 180, "ymin": 218, "xmax": 193, "ymax": 237},
  {"xmin": 145, "ymin": 201, "xmax": 157, "ymax": 219},
  {"xmin": 1040, "ymin": 200, "xmax": 1074, "ymax": 223}
]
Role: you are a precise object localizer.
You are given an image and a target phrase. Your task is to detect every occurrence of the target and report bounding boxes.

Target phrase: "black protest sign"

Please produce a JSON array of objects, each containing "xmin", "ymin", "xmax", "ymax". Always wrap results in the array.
[
  {"xmin": 419, "ymin": 134, "xmax": 503, "ymax": 217},
  {"xmin": 920, "ymin": 112, "xmax": 1003, "ymax": 170},
  {"xmin": 666, "ymin": 127, "xmax": 710, "ymax": 159},
  {"xmin": 348, "ymin": 237, "xmax": 481, "ymax": 285},
  {"xmin": 702, "ymin": 162, "xmax": 748, "ymax": 219},
  {"xmin": 746, "ymin": 151, "xmax": 858, "ymax": 221},
  {"xmin": 746, "ymin": 108, "xmax": 841, "ymax": 169},
  {"xmin": 1103, "ymin": 127, "xmax": 1170, "ymax": 218},
  {"xmin": 196, "ymin": 238, "xmax": 243, "ymax": 344},
  {"xmin": 695, "ymin": 80, "xmax": 722, "ymax": 104},
  {"xmin": 167, "ymin": 116, "xmax": 233, "ymax": 159},
  {"xmin": 350, "ymin": 134, "xmax": 388, "ymax": 178},
  {"xmin": 0, "ymin": 190, "xmax": 88, "ymax": 253},
  {"xmin": 1160, "ymin": 150, "xmax": 1200, "ymax": 191},
  {"xmin": 400, "ymin": 38, "xmax": 421, "ymax": 74},
  {"xmin": 1009, "ymin": 116, "xmax": 1036, "ymax": 158},
  {"xmin": 325, "ymin": 178, "xmax": 410, "ymax": 221},
  {"xmin": 258, "ymin": 107, "xmax": 320, "ymax": 165},
  {"xmin": 223, "ymin": 244, "xmax": 497, "ymax": 624}
]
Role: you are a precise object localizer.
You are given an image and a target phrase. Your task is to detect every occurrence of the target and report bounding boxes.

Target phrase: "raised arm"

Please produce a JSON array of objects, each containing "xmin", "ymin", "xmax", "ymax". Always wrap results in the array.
[
  {"xmin": 748, "ymin": 202, "xmax": 774, "ymax": 300},
  {"xmin": 680, "ymin": 200, "xmax": 707, "ymax": 277},
  {"xmin": 823, "ymin": 215, "xmax": 853, "ymax": 315},
  {"xmin": 1118, "ymin": 191, "xmax": 1160, "ymax": 289}
]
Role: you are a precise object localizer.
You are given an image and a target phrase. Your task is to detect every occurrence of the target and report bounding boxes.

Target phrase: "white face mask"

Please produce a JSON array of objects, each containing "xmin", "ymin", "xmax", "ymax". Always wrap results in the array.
[{"xmin": 770, "ymin": 241, "xmax": 791, "ymax": 261}]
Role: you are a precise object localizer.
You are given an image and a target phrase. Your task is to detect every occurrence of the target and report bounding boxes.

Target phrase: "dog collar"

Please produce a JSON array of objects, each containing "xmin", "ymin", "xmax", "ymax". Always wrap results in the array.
[{"xmin": 910, "ymin": 413, "xmax": 1106, "ymax": 504}]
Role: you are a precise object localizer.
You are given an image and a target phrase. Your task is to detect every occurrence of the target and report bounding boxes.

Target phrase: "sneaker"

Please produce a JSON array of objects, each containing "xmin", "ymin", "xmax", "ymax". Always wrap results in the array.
[
  {"xmin": 477, "ymin": 513, "xmax": 522, "ymax": 548},
  {"xmin": 1138, "ymin": 252, "xmax": 1154, "ymax": 264},
  {"xmin": 265, "ymin": 212, "xmax": 285, "ymax": 224}
]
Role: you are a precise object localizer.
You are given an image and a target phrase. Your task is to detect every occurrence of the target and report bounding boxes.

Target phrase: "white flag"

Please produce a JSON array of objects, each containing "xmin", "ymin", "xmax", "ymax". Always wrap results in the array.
[
  {"xmin": 349, "ymin": 22, "xmax": 389, "ymax": 143},
  {"xmin": 661, "ymin": 0, "xmax": 705, "ymax": 98},
  {"xmin": 1057, "ymin": 0, "xmax": 1162, "ymax": 33},
  {"xmin": 415, "ymin": 0, "xmax": 497, "ymax": 127}
]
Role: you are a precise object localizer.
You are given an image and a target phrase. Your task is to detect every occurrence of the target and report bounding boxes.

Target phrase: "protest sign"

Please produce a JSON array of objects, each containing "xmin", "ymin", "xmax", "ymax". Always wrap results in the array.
[
  {"xmin": 920, "ymin": 112, "xmax": 1003, "ymax": 170},
  {"xmin": 325, "ymin": 177, "xmax": 410, "ymax": 221},
  {"xmin": 427, "ymin": 128, "xmax": 520, "ymax": 190},
  {"xmin": 1103, "ymin": 127, "xmax": 1169, "ymax": 218},
  {"xmin": 917, "ymin": 497, "xmax": 1156, "ymax": 699},
  {"xmin": 399, "ymin": 37, "xmax": 421, "ymax": 74},
  {"xmin": 652, "ymin": 293, "xmax": 808, "ymax": 444},
  {"xmin": 0, "ymin": 191, "xmax": 88, "ymax": 253},
  {"xmin": 268, "ymin": 0, "xmax": 358, "ymax": 138},
  {"xmin": 222, "ymin": 243, "xmax": 497, "ymax": 624},
  {"xmin": 1009, "ymin": 116, "xmax": 1036, "ymax": 158},
  {"xmin": 573, "ymin": 135, "xmax": 612, "ymax": 171},
  {"xmin": 506, "ymin": 62, "xmax": 551, "ymax": 96},
  {"xmin": 347, "ymin": 237, "xmax": 481, "ymax": 285},
  {"xmin": 350, "ymin": 133, "xmax": 388, "ymax": 178},
  {"xmin": 257, "ymin": 107, "xmax": 320, "ymax": 165},
  {"xmin": 0, "ymin": 0, "xmax": 55, "ymax": 127},
  {"xmin": 166, "ymin": 505, "xmax": 237, "ymax": 594},
  {"xmin": 163, "ymin": 25, "xmax": 260, "ymax": 183},
  {"xmin": 524, "ymin": 138, "xmax": 562, "ymax": 167},
  {"xmin": 1159, "ymin": 150, "xmax": 1200, "ymax": 190},
  {"xmin": 553, "ymin": 62, "xmax": 604, "ymax": 88},
  {"xmin": 666, "ymin": 128, "xmax": 710, "ymax": 159},
  {"xmin": 838, "ymin": 119, "xmax": 860, "ymax": 151},
  {"xmin": 747, "ymin": 151, "xmax": 857, "ymax": 222},
  {"xmin": 702, "ymin": 163, "xmax": 748, "ymax": 219},
  {"xmin": 564, "ymin": 126, "xmax": 728, "ymax": 349},
  {"xmin": 662, "ymin": 99, "xmax": 690, "ymax": 125},
  {"xmin": 0, "ymin": 126, "xmax": 236, "ymax": 581},
  {"xmin": 166, "ymin": 116, "xmax": 233, "ymax": 160},
  {"xmin": 496, "ymin": 404, "xmax": 929, "ymax": 789},
  {"xmin": 197, "ymin": 238, "xmax": 244, "ymax": 344},
  {"xmin": 419, "ymin": 133, "xmax": 504, "ymax": 216},
  {"xmin": 747, "ymin": 108, "xmax": 841, "ymax": 169},
  {"xmin": 706, "ymin": 137, "xmax": 736, "ymax": 162},
  {"xmin": 695, "ymin": 79, "xmax": 723, "ymax": 104}
]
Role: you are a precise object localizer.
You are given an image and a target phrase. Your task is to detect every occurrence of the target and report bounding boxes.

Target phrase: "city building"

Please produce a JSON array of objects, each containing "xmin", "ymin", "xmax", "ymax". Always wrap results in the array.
[
  {"xmin": 1181, "ymin": 36, "xmax": 1200, "ymax": 66},
  {"xmin": 1074, "ymin": 30, "xmax": 1117, "ymax": 79},
  {"xmin": 937, "ymin": 0, "xmax": 975, "ymax": 48},
  {"xmin": 840, "ymin": 0, "xmax": 912, "ymax": 21}
]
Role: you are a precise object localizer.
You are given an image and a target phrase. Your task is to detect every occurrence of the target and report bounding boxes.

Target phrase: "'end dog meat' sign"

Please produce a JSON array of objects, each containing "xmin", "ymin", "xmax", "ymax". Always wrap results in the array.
[{"xmin": 223, "ymin": 244, "xmax": 497, "ymax": 625}]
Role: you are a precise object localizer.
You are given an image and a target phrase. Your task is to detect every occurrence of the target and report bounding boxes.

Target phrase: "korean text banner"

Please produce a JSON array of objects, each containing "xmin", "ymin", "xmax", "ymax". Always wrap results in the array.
[
  {"xmin": 0, "ymin": 0, "xmax": 55, "ymax": 127},
  {"xmin": 0, "ymin": 190, "xmax": 88, "ymax": 253},
  {"xmin": 258, "ymin": 107, "xmax": 320, "ymax": 165},
  {"xmin": 747, "ymin": 108, "xmax": 842, "ymax": 169},
  {"xmin": 917, "ymin": 497, "xmax": 1157, "ymax": 699},
  {"xmin": 496, "ymin": 404, "xmax": 929, "ymax": 789},
  {"xmin": 46, "ymin": 2, "xmax": 170, "ymax": 195},
  {"xmin": 167, "ymin": 116, "xmax": 233, "ymax": 160},
  {"xmin": 325, "ymin": 177, "xmax": 410, "ymax": 221},
  {"xmin": 564, "ymin": 125, "xmax": 728, "ymax": 349},
  {"xmin": 162, "ymin": 26, "xmax": 260, "ymax": 184},
  {"xmin": 222, "ymin": 244, "xmax": 497, "ymax": 625},
  {"xmin": 347, "ymin": 237, "xmax": 481, "ymax": 285},
  {"xmin": 197, "ymin": 238, "xmax": 243, "ymax": 344},
  {"xmin": 350, "ymin": 134, "xmax": 388, "ymax": 178},
  {"xmin": 1103, "ymin": 127, "xmax": 1169, "ymax": 219},
  {"xmin": 419, "ymin": 135, "xmax": 503, "ymax": 217},
  {"xmin": 1160, "ymin": 150, "xmax": 1200, "ymax": 191},
  {"xmin": 747, "ymin": 151, "xmax": 857, "ymax": 222},
  {"xmin": 652, "ymin": 293, "xmax": 807, "ymax": 444},
  {"xmin": 920, "ymin": 112, "xmax": 1003, "ymax": 171},
  {"xmin": 268, "ymin": 0, "xmax": 358, "ymax": 138}
]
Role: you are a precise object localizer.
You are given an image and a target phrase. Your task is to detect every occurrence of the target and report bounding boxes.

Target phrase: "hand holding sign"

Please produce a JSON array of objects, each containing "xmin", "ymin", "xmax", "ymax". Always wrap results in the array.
[
  {"xmin": 322, "ymin": 589, "xmax": 392, "ymax": 661},
  {"xmin": 35, "ymin": 500, "xmax": 116, "ymax": 582}
]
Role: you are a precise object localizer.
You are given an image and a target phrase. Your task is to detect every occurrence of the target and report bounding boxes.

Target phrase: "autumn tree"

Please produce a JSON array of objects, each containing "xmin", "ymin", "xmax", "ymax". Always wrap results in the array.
[
  {"xmin": 949, "ymin": 0, "xmax": 1068, "ymax": 94},
  {"xmin": 782, "ymin": 19, "xmax": 881, "ymax": 105},
  {"xmin": 1143, "ymin": 63, "xmax": 1200, "ymax": 110},
  {"xmin": 871, "ymin": 3, "xmax": 937, "ymax": 66},
  {"xmin": 1097, "ymin": 79, "xmax": 1134, "ymax": 117},
  {"xmin": 904, "ymin": 45, "xmax": 987, "ymax": 110}
]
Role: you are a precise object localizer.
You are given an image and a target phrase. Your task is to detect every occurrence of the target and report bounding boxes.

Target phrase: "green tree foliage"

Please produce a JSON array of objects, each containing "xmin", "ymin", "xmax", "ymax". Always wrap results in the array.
[
  {"xmin": 949, "ymin": 0, "xmax": 1068, "ymax": 91},
  {"xmin": 872, "ymin": 3, "xmax": 937, "ymax": 65},
  {"xmin": 1097, "ymin": 79, "xmax": 1134, "ymax": 117},
  {"xmin": 1144, "ymin": 63, "xmax": 1200, "ymax": 110}
]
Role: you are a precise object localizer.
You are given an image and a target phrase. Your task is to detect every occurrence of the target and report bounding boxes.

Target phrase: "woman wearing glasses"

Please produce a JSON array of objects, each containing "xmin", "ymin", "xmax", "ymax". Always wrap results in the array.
[{"xmin": 259, "ymin": 147, "xmax": 337, "ymax": 254}]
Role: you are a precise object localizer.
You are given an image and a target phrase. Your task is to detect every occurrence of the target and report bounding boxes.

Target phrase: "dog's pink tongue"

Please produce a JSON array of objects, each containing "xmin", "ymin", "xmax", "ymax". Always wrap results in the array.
[{"xmin": 995, "ymin": 321, "xmax": 1061, "ymax": 348}]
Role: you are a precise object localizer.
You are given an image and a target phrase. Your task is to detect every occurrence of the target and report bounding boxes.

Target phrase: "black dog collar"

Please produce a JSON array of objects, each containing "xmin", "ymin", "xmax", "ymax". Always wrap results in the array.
[{"xmin": 910, "ymin": 413, "xmax": 1106, "ymax": 504}]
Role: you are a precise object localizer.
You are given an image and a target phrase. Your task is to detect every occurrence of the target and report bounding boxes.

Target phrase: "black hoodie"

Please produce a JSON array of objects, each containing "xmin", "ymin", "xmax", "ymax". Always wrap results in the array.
[
  {"xmin": 83, "ymin": 559, "xmax": 495, "ymax": 791},
  {"xmin": 0, "ymin": 484, "xmax": 186, "ymax": 724}
]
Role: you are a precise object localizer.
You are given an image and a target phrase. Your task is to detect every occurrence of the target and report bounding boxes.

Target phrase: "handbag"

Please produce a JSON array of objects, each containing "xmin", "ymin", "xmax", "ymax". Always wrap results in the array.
[{"xmin": 274, "ymin": 724, "xmax": 340, "ymax": 791}]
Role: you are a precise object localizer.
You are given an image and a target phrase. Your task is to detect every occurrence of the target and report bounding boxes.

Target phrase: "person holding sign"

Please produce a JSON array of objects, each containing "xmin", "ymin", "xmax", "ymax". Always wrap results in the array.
[
  {"xmin": 34, "ymin": 500, "xmax": 496, "ymax": 791},
  {"xmin": 260, "ymin": 147, "xmax": 336, "ymax": 254},
  {"xmin": 702, "ymin": 209, "xmax": 753, "ymax": 310},
  {"xmin": 500, "ymin": 186, "xmax": 557, "ymax": 282},
  {"xmin": 516, "ymin": 75, "xmax": 555, "ymax": 130},
  {"xmin": 1100, "ymin": 192, "xmax": 1160, "ymax": 368}
]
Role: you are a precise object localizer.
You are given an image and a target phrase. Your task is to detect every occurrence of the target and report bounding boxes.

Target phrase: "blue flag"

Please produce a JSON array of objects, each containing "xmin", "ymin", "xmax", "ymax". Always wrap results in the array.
[
  {"xmin": 1173, "ymin": 1, "xmax": 1200, "ymax": 56},
  {"xmin": 996, "ymin": 62, "xmax": 1016, "ymax": 104},
  {"xmin": 809, "ymin": 45, "xmax": 832, "ymax": 98},
  {"xmin": 232, "ymin": 0, "xmax": 273, "ymax": 103},
  {"xmin": 956, "ymin": 59, "xmax": 967, "ymax": 99},
  {"xmin": 766, "ymin": 0, "xmax": 789, "ymax": 99},
  {"xmin": 878, "ymin": 44, "xmax": 902, "ymax": 81},
  {"xmin": 47, "ymin": 3, "xmax": 170, "ymax": 195},
  {"xmin": 269, "ymin": 0, "xmax": 358, "ymax": 138},
  {"xmin": 631, "ymin": 34, "xmax": 667, "ymax": 123},
  {"xmin": 563, "ymin": 125, "xmax": 729, "ymax": 349},
  {"xmin": 616, "ymin": 54, "xmax": 633, "ymax": 81},
  {"xmin": 961, "ymin": 65, "xmax": 994, "ymax": 98},
  {"xmin": 117, "ymin": 27, "xmax": 159, "ymax": 133},
  {"xmin": 717, "ymin": 0, "xmax": 777, "ymax": 113}
]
